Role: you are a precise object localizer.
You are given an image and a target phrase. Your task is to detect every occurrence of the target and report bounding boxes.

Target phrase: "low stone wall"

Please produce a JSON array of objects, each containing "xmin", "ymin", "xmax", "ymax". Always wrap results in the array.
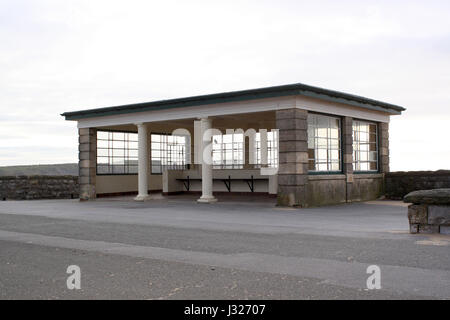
[
  {"xmin": 385, "ymin": 170, "xmax": 450, "ymax": 200},
  {"xmin": 404, "ymin": 189, "xmax": 450, "ymax": 234},
  {"xmin": 0, "ymin": 176, "xmax": 79, "ymax": 200}
]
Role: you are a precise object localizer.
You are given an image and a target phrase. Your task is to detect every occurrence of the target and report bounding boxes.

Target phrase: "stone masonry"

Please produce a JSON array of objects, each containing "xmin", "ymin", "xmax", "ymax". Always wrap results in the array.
[
  {"xmin": 0, "ymin": 176, "xmax": 79, "ymax": 200},
  {"xmin": 404, "ymin": 189, "xmax": 450, "ymax": 234},
  {"xmin": 276, "ymin": 108, "xmax": 308, "ymax": 207},
  {"xmin": 385, "ymin": 170, "xmax": 450, "ymax": 200},
  {"xmin": 79, "ymin": 128, "xmax": 97, "ymax": 200},
  {"xmin": 342, "ymin": 116, "xmax": 353, "ymax": 201},
  {"xmin": 379, "ymin": 122, "xmax": 389, "ymax": 173}
]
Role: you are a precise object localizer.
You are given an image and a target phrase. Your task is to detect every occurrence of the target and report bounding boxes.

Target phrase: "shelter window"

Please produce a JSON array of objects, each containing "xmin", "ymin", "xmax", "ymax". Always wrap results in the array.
[
  {"xmin": 307, "ymin": 114, "xmax": 342, "ymax": 172},
  {"xmin": 353, "ymin": 120, "xmax": 378, "ymax": 172},
  {"xmin": 96, "ymin": 131, "xmax": 138, "ymax": 175},
  {"xmin": 151, "ymin": 134, "xmax": 188, "ymax": 174}
]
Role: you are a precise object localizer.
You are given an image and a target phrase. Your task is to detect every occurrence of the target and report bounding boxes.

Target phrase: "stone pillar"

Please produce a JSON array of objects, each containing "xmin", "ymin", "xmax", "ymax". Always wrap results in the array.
[
  {"xmin": 134, "ymin": 123, "xmax": 150, "ymax": 201},
  {"xmin": 276, "ymin": 108, "xmax": 308, "ymax": 207},
  {"xmin": 342, "ymin": 117, "xmax": 354, "ymax": 202},
  {"xmin": 198, "ymin": 118, "xmax": 217, "ymax": 203},
  {"xmin": 79, "ymin": 128, "xmax": 97, "ymax": 201},
  {"xmin": 379, "ymin": 122, "xmax": 389, "ymax": 173}
]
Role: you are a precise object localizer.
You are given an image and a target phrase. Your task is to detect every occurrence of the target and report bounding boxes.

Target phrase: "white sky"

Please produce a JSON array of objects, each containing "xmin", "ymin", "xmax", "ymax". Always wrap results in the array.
[{"xmin": 1, "ymin": 0, "xmax": 449, "ymax": 171}]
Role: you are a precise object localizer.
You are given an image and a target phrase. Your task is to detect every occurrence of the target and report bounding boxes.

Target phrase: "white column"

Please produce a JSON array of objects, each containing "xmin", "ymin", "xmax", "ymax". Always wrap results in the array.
[
  {"xmin": 134, "ymin": 123, "xmax": 150, "ymax": 201},
  {"xmin": 197, "ymin": 118, "xmax": 217, "ymax": 203}
]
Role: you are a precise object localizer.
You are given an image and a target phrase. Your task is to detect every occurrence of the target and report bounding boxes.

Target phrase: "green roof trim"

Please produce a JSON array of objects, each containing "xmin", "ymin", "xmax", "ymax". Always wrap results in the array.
[{"xmin": 61, "ymin": 82, "xmax": 406, "ymax": 120}]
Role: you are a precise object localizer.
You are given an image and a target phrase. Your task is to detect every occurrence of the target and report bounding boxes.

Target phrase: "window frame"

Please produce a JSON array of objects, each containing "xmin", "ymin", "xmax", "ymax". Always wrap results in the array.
[
  {"xmin": 307, "ymin": 112, "xmax": 344, "ymax": 175},
  {"xmin": 212, "ymin": 132, "xmax": 245, "ymax": 170},
  {"xmin": 150, "ymin": 132, "xmax": 189, "ymax": 175},
  {"xmin": 254, "ymin": 130, "xmax": 279, "ymax": 169},
  {"xmin": 96, "ymin": 129, "xmax": 139, "ymax": 176},
  {"xmin": 352, "ymin": 119, "xmax": 379, "ymax": 174}
]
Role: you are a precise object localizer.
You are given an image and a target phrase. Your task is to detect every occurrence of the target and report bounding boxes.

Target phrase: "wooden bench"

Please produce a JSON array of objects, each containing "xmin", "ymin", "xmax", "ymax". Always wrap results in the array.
[{"xmin": 176, "ymin": 175, "xmax": 268, "ymax": 192}]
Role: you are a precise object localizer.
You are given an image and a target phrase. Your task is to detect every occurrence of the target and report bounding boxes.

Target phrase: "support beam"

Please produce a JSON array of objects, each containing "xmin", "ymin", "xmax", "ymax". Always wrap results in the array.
[
  {"xmin": 197, "ymin": 118, "xmax": 217, "ymax": 203},
  {"xmin": 134, "ymin": 123, "xmax": 150, "ymax": 201}
]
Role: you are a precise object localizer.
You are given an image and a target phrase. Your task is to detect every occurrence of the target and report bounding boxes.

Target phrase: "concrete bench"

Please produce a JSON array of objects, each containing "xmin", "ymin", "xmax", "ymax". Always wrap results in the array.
[{"xmin": 403, "ymin": 188, "xmax": 450, "ymax": 234}]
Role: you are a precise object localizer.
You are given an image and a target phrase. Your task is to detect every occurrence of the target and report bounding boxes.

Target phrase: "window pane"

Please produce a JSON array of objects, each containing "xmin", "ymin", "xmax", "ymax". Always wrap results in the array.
[
  {"xmin": 96, "ymin": 131, "xmax": 138, "ymax": 174},
  {"xmin": 97, "ymin": 140, "xmax": 109, "ymax": 148},
  {"xmin": 151, "ymin": 134, "xmax": 188, "ymax": 173},
  {"xmin": 352, "ymin": 120, "xmax": 378, "ymax": 171},
  {"xmin": 307, "ymin": 114, "xmax": 341, "ymax": 172}
]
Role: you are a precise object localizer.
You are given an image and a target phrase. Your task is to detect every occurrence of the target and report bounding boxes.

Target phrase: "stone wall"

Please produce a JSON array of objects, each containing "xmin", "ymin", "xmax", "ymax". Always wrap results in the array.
[
  {"xmin": 385, "ymin": 170, "xmax": 450, "ymax": 200},
  {"xmin": 0, "ymin": 176, "xmax": 79, "ymax": 200},
  {"xmin": 404, "ymin": 189, "xmax": 450, "ymax": 235}
]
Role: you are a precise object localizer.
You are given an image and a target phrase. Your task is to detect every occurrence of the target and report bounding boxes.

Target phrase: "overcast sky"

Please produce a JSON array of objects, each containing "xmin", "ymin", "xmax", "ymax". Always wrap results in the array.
[{"xmin": 1, "ymin": 0, "xmax": 449, "ymax": 171}]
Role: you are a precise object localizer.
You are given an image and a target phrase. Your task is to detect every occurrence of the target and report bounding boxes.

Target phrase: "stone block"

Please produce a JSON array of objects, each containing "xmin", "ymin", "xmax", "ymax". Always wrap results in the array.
[
  {"xmin": 279, "ymin": 141, "xmax": 307, "ymax": 153},
  {"xmin": 428, "ymin": 205, "xmax": 450, "ymax": 225},
  {"xmin": 409, "ymin": 223, "xmax": 419, "ymax": 234},
  {"xmin": 79, "ymin": 167, "xmax": 96, "ymax": 178},
  {"xmin": 278, "ymin": 163, "xmax": 308, "ymax": 175},
  {"xmin": 404, "ymin": 189, "xmax": 450, "ymax": 205},
  {"xmin": 79, "ymin": 151, "xmax": 93, "ymax": 161},
  {"xmin": 279, "ymin": 129, "xmax": 307, "ymax": 142},
  {"xmin": 276, "ymin": 118, "xmax": 308, "ymax": 131},
  {"xmin": 440, "ymin": 225, "xmax": 450, "ymax": 235},
  {"xmin": 407, "ymin": 204, "xmax": 428, "ymax": 224},
  {"xmin": 279, "ymin": 152, "xmax": 308, "ymax": 164},
  {"xmin": 278, "ymin": 174, "xmax": 308, "ymax": 186},
  {"xmin": 277, "ymin": 185, "xmax": 307, "ymax": 207},
  {"xmin": 79, "ymin": 143, "xmax": 92, "ymax": 152},
  {"xmin": 418, "ymin": 224, "xmax": 440, "ymax": 234},
  {"xmin": 79, "ymin": 159, "xmax": 96, "ymax": 169},
  {"xmin": 276, "ymin": 108, "xmax": 307, "ymax": 120}
]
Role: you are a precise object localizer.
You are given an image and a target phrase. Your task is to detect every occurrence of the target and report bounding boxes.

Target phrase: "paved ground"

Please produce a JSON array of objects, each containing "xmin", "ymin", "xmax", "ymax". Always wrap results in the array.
[{"xmin": 0, "ymin": 195, "xmax": 449, "ymax": 299}]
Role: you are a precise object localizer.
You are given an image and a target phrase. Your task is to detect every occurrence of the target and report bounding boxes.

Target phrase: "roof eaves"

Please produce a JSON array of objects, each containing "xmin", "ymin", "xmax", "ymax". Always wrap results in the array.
[{"xmin": 61, "ymin": 83, "xmax": 405, "ymax": 120}]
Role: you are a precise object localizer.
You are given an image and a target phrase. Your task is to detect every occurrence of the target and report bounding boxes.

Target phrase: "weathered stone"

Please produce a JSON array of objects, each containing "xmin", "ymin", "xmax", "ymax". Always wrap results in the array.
[
  {"xmin": 278, "ymin": 141, "xmax": 308, "ymax": 153},
  {"xmin": 279, "ymin": 129, "xmax": 307, "ymax": 141},
  {"xmin": 276, "ymin": 119, "xmax": 308, "ymax": 130},
  {"xmin": 418, "ymin": 224, "xmax": 440, "ymax": 234},
  {"xmin": 409, "ymin": 223, "xmax": 419, "ymax": 234},
  {"xmin": 278, "ymin": 163, "xmax": 309, "ymax": 175},
  {"xmin": 278, "ymin": 174, "xmax": 308, "ymax": 186},
  {"xmin": 0, "ymin": 176, "xmax": 79, "ymax": 200},
  {"xmin": 407, "ymin": 204, "xmax": 428, "ymax": 224},
  {"xmin": 277, "ymin": 185, "xmax": 307, "ymax": 207},
  {"xmin": 440, "ymin": 226, "xmax": 450, "ymax": 235},
  {"xmin": 404, "ymin": 188, "xmax": 450, "ymax": 205},
  {"xmin": 427, "ymin": 205, "xmax": 450, "ymax": 225},
  {"xmin": 78, "ymin": 127, "xmax": 97, "ymax": 200},
  {"xmin": 276, "ymin": 108, "xmax": 307, "ymax": 120},
  {"xmin": 385, "ymin": 171, "xmax": 450, "ymax": 200},
  {"xmin": 279, "ymin": 152, "xmax": 308, "ymax": 164}
]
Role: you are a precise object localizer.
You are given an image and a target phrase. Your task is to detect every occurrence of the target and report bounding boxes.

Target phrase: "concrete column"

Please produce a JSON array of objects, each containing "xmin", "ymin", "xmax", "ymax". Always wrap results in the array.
[
  {"xmin": 276, "ymin": 108, "xmax": 308, "ymax": 207},
  {"xmin": 379, "ymin": 122, "xmax": 390, "ymax": 173},
  {"xmin": 134, "ymin": 123, "xmax": 150, "ymax": 201},
  {"xmin": 197, "ymin": 118, "xmax": 217, "ymax": 203},
  {"xmin": 342, "ymin": 117, "xmax": 354, "ymax": 202},
  {"xmin": 79, "ymin": 128, "xmax": 97, "ymax": 200}
]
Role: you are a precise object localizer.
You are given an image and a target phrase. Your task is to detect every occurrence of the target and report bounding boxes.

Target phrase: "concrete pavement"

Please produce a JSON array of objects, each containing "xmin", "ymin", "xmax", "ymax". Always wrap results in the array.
[{"xmin": 0, "ymin": 197, "xmax": 449, "ymax": 299}]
